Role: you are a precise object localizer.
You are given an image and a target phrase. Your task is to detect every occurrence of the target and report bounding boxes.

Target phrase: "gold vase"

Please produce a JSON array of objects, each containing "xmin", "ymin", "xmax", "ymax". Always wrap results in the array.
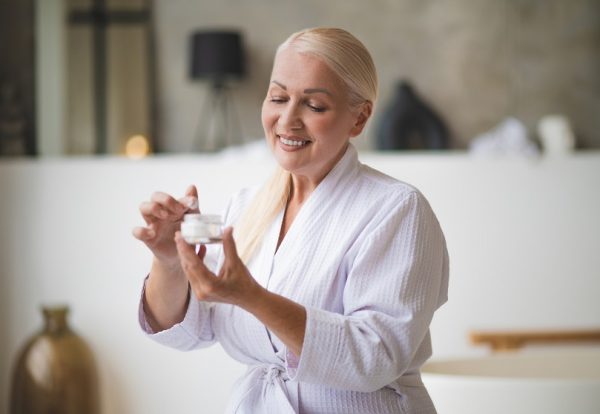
[{"xmin": 10, "ymin": 306, "xmax": 100, "ymax": 414}]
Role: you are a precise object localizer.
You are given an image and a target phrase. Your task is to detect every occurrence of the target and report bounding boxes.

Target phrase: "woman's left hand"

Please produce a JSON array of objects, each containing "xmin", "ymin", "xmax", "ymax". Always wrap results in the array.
[
  {"xmin": 174, "ymin": 227, "xmax": 264, "ymax": 306},
  {"xmin": 176, "ymin": 226, "xmax": 306, "ymax": 356}
]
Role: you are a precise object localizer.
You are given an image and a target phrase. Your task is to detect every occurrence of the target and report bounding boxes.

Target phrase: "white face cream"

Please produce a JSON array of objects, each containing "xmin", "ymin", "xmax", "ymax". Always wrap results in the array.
[{"xmin": 180, "ymin": 214, "xmax": 223, "ymax": 244}]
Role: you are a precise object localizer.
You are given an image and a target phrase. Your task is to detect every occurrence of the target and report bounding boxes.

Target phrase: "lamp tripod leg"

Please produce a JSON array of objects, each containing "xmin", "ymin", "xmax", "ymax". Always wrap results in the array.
[{"xmin": 192, "ymin": 84, "xmax": 243, "ymax": 152}]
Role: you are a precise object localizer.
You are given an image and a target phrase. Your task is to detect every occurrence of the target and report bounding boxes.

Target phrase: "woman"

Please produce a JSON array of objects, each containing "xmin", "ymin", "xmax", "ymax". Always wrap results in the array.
[{"xmin": 134, "ymin": 27, "xmax": 449, "ymax": 414}]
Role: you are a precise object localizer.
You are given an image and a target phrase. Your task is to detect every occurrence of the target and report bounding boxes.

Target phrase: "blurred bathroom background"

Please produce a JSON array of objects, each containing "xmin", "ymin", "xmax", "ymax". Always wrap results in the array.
[{"xmin": 1, "ymin": 0, "xmax": 599, "ymax": 413}]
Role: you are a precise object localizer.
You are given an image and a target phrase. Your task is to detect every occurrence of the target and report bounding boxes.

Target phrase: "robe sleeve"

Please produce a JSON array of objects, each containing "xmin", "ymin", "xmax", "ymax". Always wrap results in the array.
[
  {"xmin": 286, "ymin": 190, "xmax": 449, "ymax": 392},
  {"xmin": 138, "ymin": 276, "xmax": 216, "ymax": 351}
]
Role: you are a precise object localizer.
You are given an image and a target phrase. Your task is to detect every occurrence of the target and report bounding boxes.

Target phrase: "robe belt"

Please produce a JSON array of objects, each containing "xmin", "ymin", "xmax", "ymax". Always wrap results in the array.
[
  {"xmin": 259, "ymin": 364, "xmax": 299, "ymax": 414},
  {"xmin": 261, "ymin": 363, "xmax": 288, "ymax": 383},
  {"xmin": 229, "ymin": 363, "xmax": 299, "ymax": 414}
]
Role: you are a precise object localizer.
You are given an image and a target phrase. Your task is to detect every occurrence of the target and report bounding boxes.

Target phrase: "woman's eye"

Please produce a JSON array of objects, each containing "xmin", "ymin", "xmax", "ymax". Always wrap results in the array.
[
  {"xmin": 308, "ymin": 104, "xmax": 326, "ymax": 113},
  {"xmin": 270, "ymin": 97, "xmax": 287, "ymax": 104}
]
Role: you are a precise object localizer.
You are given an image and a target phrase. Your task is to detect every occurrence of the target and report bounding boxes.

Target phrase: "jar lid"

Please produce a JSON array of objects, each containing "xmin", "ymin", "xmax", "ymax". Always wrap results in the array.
[{"xmin": 183, "ymin": 213, "xmax": 223, "ymax": 223}]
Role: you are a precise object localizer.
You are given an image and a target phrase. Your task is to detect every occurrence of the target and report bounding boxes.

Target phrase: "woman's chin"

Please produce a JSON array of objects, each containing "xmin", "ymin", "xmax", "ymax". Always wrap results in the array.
[
  {"xmin": 272, "ymin": 150, "xmax": 306, "ymax": 171},
  {"xmin": 274, "ymin": 156, "xmax": 302, "ymax": 173}
]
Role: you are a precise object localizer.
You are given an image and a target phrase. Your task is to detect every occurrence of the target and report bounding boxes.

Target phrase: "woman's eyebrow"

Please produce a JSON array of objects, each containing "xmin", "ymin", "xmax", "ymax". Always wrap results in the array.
[
  {"xmin": 270, "ymin": 80, "xmax": 332, "ymax": 96},
  {"xmin": 303, "ymin": 88, "xmax": 332, "ymax": 96},
  {"xmin": 271, "ymin": 80, "xmax": 287, "ymax": 89}
]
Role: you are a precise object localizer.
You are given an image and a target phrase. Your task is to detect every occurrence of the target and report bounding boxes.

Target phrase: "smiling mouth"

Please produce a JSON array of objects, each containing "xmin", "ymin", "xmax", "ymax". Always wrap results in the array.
[{"xmin": 278, "ymin": 135, "xmax": 310, "ymax": 147}]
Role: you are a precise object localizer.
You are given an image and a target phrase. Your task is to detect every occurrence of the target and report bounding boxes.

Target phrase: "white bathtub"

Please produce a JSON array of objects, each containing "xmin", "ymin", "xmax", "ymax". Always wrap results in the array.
[{"xmin": 422, "ymin": 349, "xmax": 600, "ymax": 414}]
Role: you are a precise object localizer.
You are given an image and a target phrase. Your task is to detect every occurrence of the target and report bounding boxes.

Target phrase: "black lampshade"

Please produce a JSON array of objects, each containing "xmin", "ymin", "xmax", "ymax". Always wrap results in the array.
[{"xmin": 189, "ymin": 30, "xmax": 245, "ymax": 80}]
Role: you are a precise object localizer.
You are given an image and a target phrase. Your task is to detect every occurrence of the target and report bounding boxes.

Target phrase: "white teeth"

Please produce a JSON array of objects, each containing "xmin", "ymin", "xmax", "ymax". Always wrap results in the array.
[{"xmin": 279, "ymin": 136, "xmax": 308, "ymax": 147}]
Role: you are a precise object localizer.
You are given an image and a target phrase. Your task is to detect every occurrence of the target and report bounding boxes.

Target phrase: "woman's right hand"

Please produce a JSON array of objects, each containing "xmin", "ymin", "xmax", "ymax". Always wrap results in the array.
[{"xmin": 132, "ymin": 185, "xmax": 200, "ymax": 267}]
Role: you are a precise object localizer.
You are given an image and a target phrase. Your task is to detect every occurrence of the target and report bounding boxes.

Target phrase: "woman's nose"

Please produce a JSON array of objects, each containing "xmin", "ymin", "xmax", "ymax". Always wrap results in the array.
[{"xmin": 278, "ymin": 103, "xmax": 303, "ymax": 130}]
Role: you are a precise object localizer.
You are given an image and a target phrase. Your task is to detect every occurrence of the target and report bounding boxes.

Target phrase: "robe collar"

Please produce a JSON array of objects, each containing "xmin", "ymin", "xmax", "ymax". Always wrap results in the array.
[{"xmin": 271, "ymin": 142, "xmax": 360, "ymax": 261}]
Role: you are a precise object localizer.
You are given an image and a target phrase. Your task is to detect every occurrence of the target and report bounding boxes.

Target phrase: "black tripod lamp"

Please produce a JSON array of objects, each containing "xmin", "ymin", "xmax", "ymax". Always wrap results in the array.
[{"xmin": 189, "ymin": 30, "xmax": 245, "ymax": 152}]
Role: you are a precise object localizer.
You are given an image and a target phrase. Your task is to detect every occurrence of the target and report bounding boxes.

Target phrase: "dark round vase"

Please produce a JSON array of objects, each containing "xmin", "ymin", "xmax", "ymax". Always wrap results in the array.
[
  {"xmin": 375, "ymin": 81, "xmax": 450, "ymax": 150},
  {"xmin": 10, "ymin": 306, "xmax": 100, "ymax": 414}
]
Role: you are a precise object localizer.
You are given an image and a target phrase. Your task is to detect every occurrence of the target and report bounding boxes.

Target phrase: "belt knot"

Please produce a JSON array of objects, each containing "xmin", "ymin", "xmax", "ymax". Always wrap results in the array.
[{"xmin": 261, "ymin": 364, "xmax": 287, "ymax": 385}]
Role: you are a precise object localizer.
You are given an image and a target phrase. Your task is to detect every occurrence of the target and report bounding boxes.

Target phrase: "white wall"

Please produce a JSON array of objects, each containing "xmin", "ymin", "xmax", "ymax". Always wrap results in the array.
[{"xmin": 1, "ymin": 148, "xmax": 599, "ymax": 413}]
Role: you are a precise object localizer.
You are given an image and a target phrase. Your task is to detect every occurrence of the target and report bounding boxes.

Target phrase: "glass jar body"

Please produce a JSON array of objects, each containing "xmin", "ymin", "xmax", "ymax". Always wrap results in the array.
[{"xmin": 181, "ymin": 213, "xmax": 224, "ymax": 244}]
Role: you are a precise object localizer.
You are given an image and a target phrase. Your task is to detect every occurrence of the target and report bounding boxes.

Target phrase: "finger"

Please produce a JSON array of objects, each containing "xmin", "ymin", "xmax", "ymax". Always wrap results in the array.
[
  {"xmin": 178, "ymin": 185, "xmax": 199, "ymax": 214},
  {"xmin": 151, "ymin": 191, "xmax": 188, "ymax": 217},
  {"xmin": 177, "ymin": 195, "xmax": 199, "ymax": 214},
  {"xmin": 139, "ymin": 201, "xmax": 170, "ymax": 224},
  {"xmin": 197, "ymin": 244, "xmax": 207, "ymax": 260},
  {"xmin": 132, "ymin": 226, "xmax": 156, "ymax": 241},
  {"xmin": 174, "ymin": 232, "xmax": 212, "ymax": 277},
  {"xmin": 185, "ymin": 185, "xmax": 198, "ymax": 199},
  {"xmin": 221, "ymin": 227, "xmax": 239, "ymax": 263},
  {"xmin": 174, "ymin": 231, "xmax": 198, "ymax": 259}
]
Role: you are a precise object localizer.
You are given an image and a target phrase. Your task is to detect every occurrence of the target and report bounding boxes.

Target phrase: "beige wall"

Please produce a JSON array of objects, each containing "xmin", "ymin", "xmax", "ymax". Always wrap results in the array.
[{"xmin": 153, "ymin": 0, "xmax": 600, "ymax": 152}]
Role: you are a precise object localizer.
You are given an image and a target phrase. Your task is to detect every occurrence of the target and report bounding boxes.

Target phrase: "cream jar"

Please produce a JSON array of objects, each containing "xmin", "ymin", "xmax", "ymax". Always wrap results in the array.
[{"xmin": 180, "ymin": 214, "xmax": 223, "ymax": 244}]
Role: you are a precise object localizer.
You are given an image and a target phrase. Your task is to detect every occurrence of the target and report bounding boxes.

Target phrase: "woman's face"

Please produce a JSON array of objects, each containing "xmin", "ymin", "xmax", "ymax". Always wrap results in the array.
[{"xmin": 261, "ymin": 46, "xmax": 370, "ymax": 183}]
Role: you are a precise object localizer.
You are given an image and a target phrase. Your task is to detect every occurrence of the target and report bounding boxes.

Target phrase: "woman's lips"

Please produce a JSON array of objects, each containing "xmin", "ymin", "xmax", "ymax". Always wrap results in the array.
[{"xmin": 278, "ymin": 135, "xmax": 311, "ymax": 148}]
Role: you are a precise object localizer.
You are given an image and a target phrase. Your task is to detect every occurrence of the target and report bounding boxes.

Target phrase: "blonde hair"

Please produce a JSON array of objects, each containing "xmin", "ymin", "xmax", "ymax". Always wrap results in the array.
[{"xmin": 236, "ymin": 28, "xmax": 378, "ymax": 263}]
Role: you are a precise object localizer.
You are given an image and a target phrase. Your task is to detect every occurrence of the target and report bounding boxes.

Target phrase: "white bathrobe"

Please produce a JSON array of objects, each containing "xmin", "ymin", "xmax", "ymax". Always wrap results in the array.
[{"xmin": 139, "ymin": 144, "xmax": 449, "ymax": 414}]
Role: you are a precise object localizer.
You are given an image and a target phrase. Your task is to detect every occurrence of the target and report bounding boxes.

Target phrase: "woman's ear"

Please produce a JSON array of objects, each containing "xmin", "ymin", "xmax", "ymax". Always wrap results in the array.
[{"xmin": 349, "ymin": 101, "xmax": 373, "ymax": 137}]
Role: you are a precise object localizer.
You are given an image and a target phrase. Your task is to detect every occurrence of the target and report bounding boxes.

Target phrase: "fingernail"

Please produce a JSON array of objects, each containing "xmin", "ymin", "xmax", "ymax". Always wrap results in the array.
[{"xmin": 186, "ymin": 197, "xmax": 198, "ymax": 210}]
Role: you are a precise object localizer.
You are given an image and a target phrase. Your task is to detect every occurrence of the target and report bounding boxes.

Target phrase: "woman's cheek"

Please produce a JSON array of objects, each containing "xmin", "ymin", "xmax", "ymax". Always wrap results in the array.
[
  {"xmin": 260, "ymin": 102, "xmax": 272, "ymax": 129},
  {"xmin": 262, "ymin": 110, "xmax": 277, "ymax": 133}
]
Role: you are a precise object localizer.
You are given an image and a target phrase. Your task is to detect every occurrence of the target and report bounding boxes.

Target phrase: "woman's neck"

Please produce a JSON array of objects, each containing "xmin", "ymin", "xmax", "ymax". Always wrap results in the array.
[
  {"xmin": 289, "ymin": 175, "xmax": 317, "ymax": 206},
  {"xmin": 288, "ymin": 142, "xmax": 349, "ymax": 204}
]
